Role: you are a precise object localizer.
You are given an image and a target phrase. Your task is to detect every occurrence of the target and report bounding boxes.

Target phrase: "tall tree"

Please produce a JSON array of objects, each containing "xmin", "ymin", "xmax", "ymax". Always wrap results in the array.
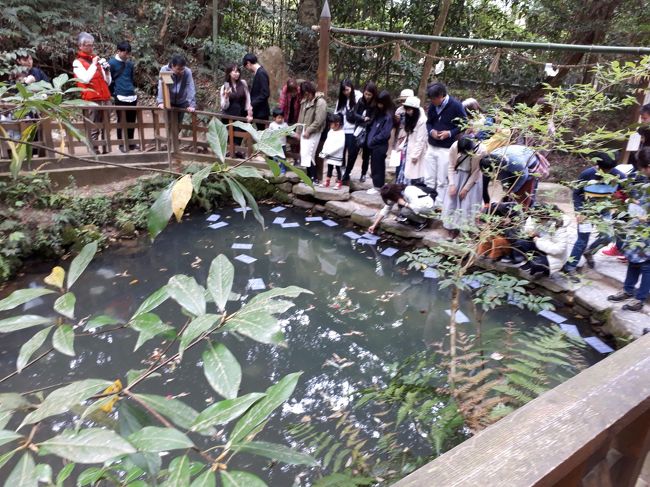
[{"xmin": 417, "ymin": 0, "xmax": 453, "ymax": 100}]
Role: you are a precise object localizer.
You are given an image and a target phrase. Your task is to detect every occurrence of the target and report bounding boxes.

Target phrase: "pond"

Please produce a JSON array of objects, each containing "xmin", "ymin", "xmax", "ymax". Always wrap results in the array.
[{"xmin": 0, "ymin": 205, "xmax": 601, "ymax": 485}]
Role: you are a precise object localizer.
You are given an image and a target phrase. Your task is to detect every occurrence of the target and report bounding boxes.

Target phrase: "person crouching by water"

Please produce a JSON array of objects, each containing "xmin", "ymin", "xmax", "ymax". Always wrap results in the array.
[
  {"xmin": 368, "ymin": 183, "xmax": 436, "ymax": 234},
  {"xmin": 441, "ymin": 136, "xmax": 487, "ymax": 238},
  {"xmin": 510, "ymin": 204, "xmax": 570, "ymax": 277},
  {"xmin": 319, "ymin": 113, "xmax": 346, "ymax": 189}
]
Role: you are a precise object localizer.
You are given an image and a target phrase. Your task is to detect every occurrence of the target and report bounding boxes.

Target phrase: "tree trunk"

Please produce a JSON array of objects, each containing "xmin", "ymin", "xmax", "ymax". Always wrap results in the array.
[
  {"xmin": 292, "ymin": 0, "xmax": 320, "ymax": 76},
  {"xmin": 515, "ymin": 0, "xmax": 624, "ymax": 106},
  {"xmin": 417, "ymin": 0, "xmax": 453, "ymax": 101}
]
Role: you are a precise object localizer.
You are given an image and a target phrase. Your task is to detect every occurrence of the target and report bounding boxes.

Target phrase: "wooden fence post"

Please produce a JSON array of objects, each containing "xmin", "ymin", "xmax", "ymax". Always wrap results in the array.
[{"xmin": 317, "ymin": 0, "xmax": 331, "ymax": 95}]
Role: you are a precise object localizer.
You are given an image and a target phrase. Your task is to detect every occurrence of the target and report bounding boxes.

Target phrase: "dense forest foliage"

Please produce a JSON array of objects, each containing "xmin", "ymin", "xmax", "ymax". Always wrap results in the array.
[{"xmin": 1, "ymin": 0, "xmax": 649, "ymax": 103}]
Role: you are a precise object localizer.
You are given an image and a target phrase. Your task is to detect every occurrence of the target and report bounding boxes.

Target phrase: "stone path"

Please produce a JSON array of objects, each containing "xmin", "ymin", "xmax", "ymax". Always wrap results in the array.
[{"xmin": 262, "ymin": 167, "xmax": 649, "ymax": 339}]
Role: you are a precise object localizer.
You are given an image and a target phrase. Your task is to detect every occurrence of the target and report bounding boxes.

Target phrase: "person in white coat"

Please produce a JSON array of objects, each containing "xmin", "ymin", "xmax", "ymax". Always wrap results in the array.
[
  {"xmin": 395, "ymin": 96, "xmax": 429, "ymax": 184},
  {"xmin": 368, "ymin": 183, "xmax": 436, "ymax": 233},
  {"xmin": 511, "ymin": 205, "xmax": 570, "ymax": 276},
  {"xmin": 320, "ymin": 113, "xmax": 346, "ymax": 189}
]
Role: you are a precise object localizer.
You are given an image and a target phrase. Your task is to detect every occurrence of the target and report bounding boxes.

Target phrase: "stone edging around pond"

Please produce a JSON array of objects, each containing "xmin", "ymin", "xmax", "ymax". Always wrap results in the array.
[{"xmin": 260, "ymin": 170, "xmax": 650, "ymax": 340}]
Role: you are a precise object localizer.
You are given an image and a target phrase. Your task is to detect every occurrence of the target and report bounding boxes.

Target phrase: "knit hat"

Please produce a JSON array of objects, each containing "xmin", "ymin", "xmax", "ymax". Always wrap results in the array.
[{"xmin": 403, "ymin": 96, "xmax": 421, "ymax": 109}]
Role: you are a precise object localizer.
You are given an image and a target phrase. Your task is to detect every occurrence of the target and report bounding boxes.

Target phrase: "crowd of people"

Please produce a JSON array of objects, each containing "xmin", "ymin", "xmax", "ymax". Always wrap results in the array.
[{"xmin": 6, "ymin": 34, "xmax": 650, "ymax": 312}]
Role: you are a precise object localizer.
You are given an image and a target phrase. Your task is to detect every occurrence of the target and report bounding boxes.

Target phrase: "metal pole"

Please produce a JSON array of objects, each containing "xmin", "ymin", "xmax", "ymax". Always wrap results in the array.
[
  {"xmin": 328, "ymin": 26, "xmax": 650, "ymax": 55},
  {"xmin": 317, "ymin": 0, "xmax": 331, "ymax": 94}
]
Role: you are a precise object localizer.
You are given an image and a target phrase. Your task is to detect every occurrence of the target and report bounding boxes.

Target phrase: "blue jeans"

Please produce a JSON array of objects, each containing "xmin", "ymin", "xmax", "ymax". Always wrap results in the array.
[
  {"xmin": 623, "ymin": 260, "xmax": 650, "ymax": 301},
  {"xmin": 565, "ymin": 231, "xmax": 612, "ymax": 271}
]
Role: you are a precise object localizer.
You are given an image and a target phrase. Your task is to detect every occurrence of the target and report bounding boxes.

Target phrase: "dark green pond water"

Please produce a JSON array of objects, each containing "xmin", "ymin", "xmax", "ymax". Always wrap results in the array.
[{"xmin": 0, "ymin": 206, "xmax": 601, "ymax": 484}]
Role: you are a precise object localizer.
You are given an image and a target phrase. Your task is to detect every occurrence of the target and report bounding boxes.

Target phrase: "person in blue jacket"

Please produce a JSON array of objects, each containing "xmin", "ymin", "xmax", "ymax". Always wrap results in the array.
[
  {"xmin": 108, "ymin": 41, "xmax": 138, "ymax": 151},
  {"xmin": 563, "ymin": 152, "xmax": 626, "ymax": 279},
  {"xmin": 424, "ymin": 82, "xmax": 467, "ymax": 206},
  {"xmin": 366, "ymin": 90, "xmax": 394, "ymax": 194}
]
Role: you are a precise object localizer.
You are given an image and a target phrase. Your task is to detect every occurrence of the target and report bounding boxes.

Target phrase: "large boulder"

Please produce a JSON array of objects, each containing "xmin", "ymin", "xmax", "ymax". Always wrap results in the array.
[{"xmin": 325, "ymin": 200, "xmax": 359, "ymax": 217}]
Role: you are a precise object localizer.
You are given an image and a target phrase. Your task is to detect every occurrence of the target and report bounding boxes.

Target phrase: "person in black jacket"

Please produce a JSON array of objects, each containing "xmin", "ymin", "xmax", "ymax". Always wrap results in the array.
[
  {"xmin": 341, "ymin": 81, "xmax": 378, "ymax": 184},
  {"xmin": 424, "ymin": 82, "xmax": 467, "ymax": 206},
  {"xmin": 366, "ymin": 90, "xmax": 395, "ymax": 193},
  {"xmin": 16, "ymin": 54, "xmax": 50, "ymax": 83},
  {"xmin": 243, "ymin": 53, "xmax": 270, "ymax": 129},
  {"xmin": 108, "ymin": 41, "xmax": 138, "ymax": 152}
]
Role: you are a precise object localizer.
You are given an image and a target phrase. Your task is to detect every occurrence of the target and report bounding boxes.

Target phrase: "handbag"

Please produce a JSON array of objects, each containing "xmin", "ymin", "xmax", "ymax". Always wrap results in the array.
[
  {"xmin": 354, "ymin": 125, "xmax": 367, "ymax": 147},
  {"xmin": 389, "ymin": 149, "xmax": 402, "ymax": 167}
]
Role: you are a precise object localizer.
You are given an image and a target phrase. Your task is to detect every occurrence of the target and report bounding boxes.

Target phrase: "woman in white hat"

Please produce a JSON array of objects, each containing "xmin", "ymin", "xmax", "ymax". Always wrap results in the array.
[{"xmin": 396, "ymin": 96, "xmax": 429, "ymax": 184}]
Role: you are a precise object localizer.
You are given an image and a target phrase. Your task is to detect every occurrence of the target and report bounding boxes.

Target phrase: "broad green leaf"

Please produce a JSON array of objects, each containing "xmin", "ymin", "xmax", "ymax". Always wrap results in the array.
[
  {"xmin": 191, "ymin": 165, "xmax": 213, "ymax": 193},
  {"xmin": 4, "ymin": 453, "xmax": 36, "ymax": 487},
  {"xmin": 224, "ymin": 309, "xmax": 282, "ymax": 345},
  {"xmin": 134, "ymin": 394, "xmax": 202, "ymax": 432},
  {"xmin": 55, "ymin": 462, "xmax": 75, "ymax": 484},
  {"xmin": 255, "ymin": 130, "xmax": 285, "ymax": 158},
  {"xmin": 38, "ymin": 428, "xmax": 135, "ymax": 463},
  {"xmin": 237, "ymin": 183, "xmax": 265, "ymax": 227},
  {"xmin": 264, "ymin": 157, "xmax": 282, "ymax": 177},
  {"xmin": 83, "ymin": 315, "xmax": 121, "ymax": 331},
  {"xmin": 67, "ymin": 241, "xmax": 98, "ymax": 289},
  {"xmin": 0, "ymin": 315, "xmax": 53, "ymax": 333},
  {"xmin": 207, "ymin": 254, "xmax": 234, "ymax": 313},
  {"xmin": 230, "ymin": 166, "xmax": 262, "ymax": 179},
  {"xmin": 52, "ymin": 325, "xmax": 75, "ymax": 356},
  {"xmin": 125, "ymin": 369, "xmax": 161, "ymax": 386},
  {"xmin": 17, "ymin": 326, "xmax": 52, "ymax": 372},
  {"xmin": 202, "ymin": 343, "xmax": 241, "ymax": 399},
  {"xmin": 0, "ymin": 410, "xmax": 12, "ymax": 429},
  {"xmin": 221, "ymin": 470, "xmax": 267, "ymax": 487},
  {"xmin": 207, "ymin": 118, "xmax": 228, "ymax": 162},
  {"xmin": 231, "ymin": 121, "xmax": 260, "ymax": 142},
  {"xmin": 53, "ymin": 73, "xmax": 68, "ymax": 90},
  {"xmin": 0, "ymin": 430, "xmax": 21, "ymax": 447},
  {"xmin": 190, "ymin": 469, "xmax": 216, "ymax": 487},
  {"xmin": 170, "ymin": 175, "xmax": 193, "ymax": 222},
  {"xmin": 128, "ymin": 426, "xmax": 194, "ymax": 452},
  {"xmin": 53, "ymin": 293, "xmax": 76, "ymax": 319},
  {"xmin": 132, "ymin": 285, "xmax": 169, "ymax": 319},
  {"xmin": 0, "ymin": 451, "xmax": 15, "ymax": 470},
  {"xmin": 0, "ymin": 393, "xmax": 29, "ymax": 411},
  {"xmin": 43, "ymin": 266, "xmax": 65, "ymax": 289},
  {"xmin": 147, "ymin": 182, "xmax": 174, "ymax": 241},
  {"xmin": 233, "ymin": 441, "xmax": 318, "ymax": 466},
  {"xmin": 34, "ymin": 464, "xmax": 52, "ymax": 483},
  {"xmin": 163, "ymin": 455, "xmax": 190, "ymax": 487},
  {"xmin": 179, "ymin": 314, "xmax": 220, "ymax": 359},
  {"xmin": 77, "ymin": 467, "xmax": 106, "ymax": 486},
  {"xmin": 167, "ymin": 275, "xmax": 206, "ymax": 316},
  {"xmin": 229, "ymin": 372, "xmax": 302, "ymax": 444},
  {"xmin": 21, "ymin": 379, "xmax": 112, "ymax": 427},
  {"xmin": 226, "ymin": 179, "xmax": 248, "ymax": 217},
  {"xmin": 129, "ymin": 313, "xmax": 174, "ymax": 351},
  {"xmin": 0, "ymin": 288, "xmax": 54, "ymax": 312},
  {"xmin": 191, "ymin": 392, "xmax": 265, "ymax": 433}
]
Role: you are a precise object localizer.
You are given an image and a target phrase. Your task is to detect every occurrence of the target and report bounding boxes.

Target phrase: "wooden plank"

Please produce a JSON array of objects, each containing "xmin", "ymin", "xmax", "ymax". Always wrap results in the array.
[
  {"xmin": 137, "ymin": 108, "xmax": 146, "ymax": 150},
  {"xmin": 393, "ymin": 334, "xmax": 650, "ymax": 487},
  {"xmin": 102, "ymin": 106, "xmax": 112, "ymax": 153},
  {"xmin": 152, "ymin": 109, "xmax": 161, "ymax": 151},
  {"xmin": 191, "ymin": 112, "xmax": 198, "ymax": 152}
]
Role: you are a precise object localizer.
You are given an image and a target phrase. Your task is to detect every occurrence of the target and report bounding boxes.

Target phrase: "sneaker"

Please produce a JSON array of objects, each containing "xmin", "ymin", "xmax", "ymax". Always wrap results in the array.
[
  {"xmin": 334, "ymin": 181, "xmax": 342, "ymax": 190},
  {"xmin": 607, "ymin": 291, "xmax": 633, "ymax": 302},
  {"xmin": 359, "ymin": 175, "xmax": 367, "ymax": 182},
  {"xmin": 499, "ymin": 256, "xmax": 514, "ymax": 264},
  {"xmin": 366, "ymin": 188, "xmax": 379, "ymax": 195},
  {"xmin": 622, "ymin": 299, "xmax": 644, "ymax": 312},
  {"xmin": 584, "ymin": 252, "xmax": 595, "ymax": 269},
  {"xmin": 562, "ymin": 270, "xmax": 581, "ymax": 284},
  {"xmin": 414, "ymin": 221, "xmax": 429, "ymax": 232},
  {"xmin": 602, "ymin": 244, "xmax": 623, "ymax": 257},
  {"xmin": 617, "ymin": 256, "xmax": 628, "ymax": 263},
  {"xmin": 395, "ymin": 216, "xmax": 408, "ymax": 224}
]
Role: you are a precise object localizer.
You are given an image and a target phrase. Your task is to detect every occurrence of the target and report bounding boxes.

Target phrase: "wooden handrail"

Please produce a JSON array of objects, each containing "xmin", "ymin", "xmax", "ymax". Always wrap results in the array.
[{"xmin": 393, "ymin": 333, "xmax": 650, "ymax": 487}]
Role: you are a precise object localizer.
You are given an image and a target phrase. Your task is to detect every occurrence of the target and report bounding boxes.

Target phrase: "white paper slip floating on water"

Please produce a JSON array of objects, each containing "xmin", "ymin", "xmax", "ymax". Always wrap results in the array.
[
  {"xmin": 322, "ymin": 219, "xmax": 339, "ymax": 227},
  {"xmin": 344, "ymin": 231, "xmax": 361, "ymax": 240},
  {"xmin": 206, "ymin": 214, "xmax": 220, "ymax": 222},
  {"xmin": 231, "ymin": 243, "xmax": 253, "ymax": 250},
  {"xmin": 444, "ymin": 309, "xmax": 471, "ymax": 323},
  {"xmin": 305, "ymin": 216, "xmax": 324, "ymax": 222},
  {"xmin": 584, "ymin": 336, "xmax": 614, "ymax": 354},
  {"xmin": 423, "ymin": 268, "xmax": 439, "ymax": 279},
  {"xmin": 357, "ymin": 238, "xmax": 377, "ymax": 246},
  {"xmin": 270, "ymin": 206, "xmax": 286, "ymax": 213},
  {"xmin": 234, "ymin": 206, "xmax": 252, "ymax": 213},
  {"xmin": 208, "ymin": 222, "xmax": 229, "ymax": 230},
  {"xmin": 235, "ymin": 254, "xmax": 257, "ymax": 264},
  {"xmin": 282, "ymin": 222, "xmax": 300, "ymax": 228},
  {"xmin": 247, "ymin": 278, "xmax": 266, "ymax": 291},
  {"xmin": 272, "ymin": 217, "xmax": 286, "ymax": 225},
  {"xmin": 538, "ymin": 309, "xmax": 567, "ymax": 324},
  {"xmin": 559, "ymin": 323, "xmax": 581, "ymax": 338},
  {"xmin": 361, "ymin": 232, "xmax": 380, "ymax": 242},
  {"xmin": 381, "ymin": 247, "xmax": 399, "ymax": 257}
]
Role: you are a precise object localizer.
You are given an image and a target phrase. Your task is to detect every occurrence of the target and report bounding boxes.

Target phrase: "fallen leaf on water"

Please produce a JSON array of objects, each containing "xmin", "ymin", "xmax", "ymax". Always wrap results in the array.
[
  {"xmin": 129, "ymin": 279, "xmax": 139, "ymax": 285},
  {"xmin": 342, "ymin": 331, "xmax": 364, "ymax": 337},
  {"xmin": 191, "ymin": 256, "xmax": 202, "ymax": 268},
  {"xmin": 300, "ymin": 415, "xmax": 312, "ymax": 423},
  {"xmin": 359, "ymin": 289, "xmax": 377, "ymax": 294},
  {"xmin": 159, "ymin": 268, "xmax": 168, "ymax": 272},
  {"xmin": 182, "ymin": 252, "xmax": 190, "ymax": 255}
]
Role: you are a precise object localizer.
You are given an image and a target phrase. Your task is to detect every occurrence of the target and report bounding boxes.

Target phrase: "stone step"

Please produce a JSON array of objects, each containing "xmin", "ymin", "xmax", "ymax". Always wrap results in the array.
[
  {"xmin": 350, "ymin": 190, "xmax": 384, "ymax": 209},
  {"xmin": 325, "ymin": 200, "xmax": 362, "ymax": 217}
]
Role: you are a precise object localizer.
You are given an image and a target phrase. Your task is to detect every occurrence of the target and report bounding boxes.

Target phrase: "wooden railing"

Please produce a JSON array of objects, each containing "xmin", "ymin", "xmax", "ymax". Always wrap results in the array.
[
  {"xmin": 394, "ymin": 333, "xmax": 650, "ymax": 487},
  {"xmin": 0, "ymin": 105, "xmax": 271, "ymax": 174}
]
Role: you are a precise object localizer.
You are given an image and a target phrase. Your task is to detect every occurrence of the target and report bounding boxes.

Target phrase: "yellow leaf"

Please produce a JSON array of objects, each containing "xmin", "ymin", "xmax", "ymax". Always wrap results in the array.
[
  {"xmin": 100, "ymin": 379, "xmax": 123, "ymax": 413},
  {"xmin": 170, "ymin": 174, "xmax": 193, "ymax": 222},
  {"xmin": 44, "ymin": 266, "xmax": 66, "ymax": 289}
]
